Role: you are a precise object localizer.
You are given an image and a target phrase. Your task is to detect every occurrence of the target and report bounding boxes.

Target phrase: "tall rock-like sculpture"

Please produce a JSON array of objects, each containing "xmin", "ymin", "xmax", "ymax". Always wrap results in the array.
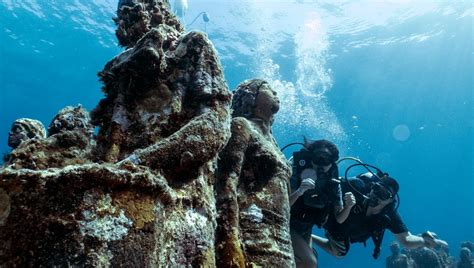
[
  {"xmin": 0, "ymin": 0, "xmax": 231, "ymax": 266},
  {"xmin": 215, "ymin": 79, "xmax": 295, "ymax": 267}
]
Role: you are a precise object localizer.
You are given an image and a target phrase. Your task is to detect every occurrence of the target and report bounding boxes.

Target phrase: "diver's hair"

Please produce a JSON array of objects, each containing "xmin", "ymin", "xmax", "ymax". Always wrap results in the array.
[
  {"xmin": 301, "ymin": 137, "xmax": 340, "ymax": 180},
  {"xmin": 231, "ymin": 79, "xmax": 267, "ymax": 118},
  {"xmin": 381, "ymin": 176, "xmax": 399, "ymax": 195},
  {"xmin": 303, "ymin": 137, "xmax": 340, "ymax": 163}
]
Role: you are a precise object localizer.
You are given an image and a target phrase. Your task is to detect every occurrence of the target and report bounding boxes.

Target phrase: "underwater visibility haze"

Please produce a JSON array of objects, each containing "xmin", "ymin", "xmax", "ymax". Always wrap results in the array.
[{"xmin": 0, "ymin": 0, "xmax": 472, "ymax": 267}]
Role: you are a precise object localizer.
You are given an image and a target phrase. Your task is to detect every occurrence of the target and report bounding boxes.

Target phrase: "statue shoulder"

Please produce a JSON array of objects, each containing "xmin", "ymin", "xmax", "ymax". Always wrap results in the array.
[{"xmin": 230, "ymin": 117, "xmax": 252, "ymax": 133}]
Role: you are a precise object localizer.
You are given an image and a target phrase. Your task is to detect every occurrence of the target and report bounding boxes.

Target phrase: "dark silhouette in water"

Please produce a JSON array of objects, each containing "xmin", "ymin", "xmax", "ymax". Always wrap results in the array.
[
  {"xmin": 406, "ymin": 246, "xmax": 443, "ymax": 268},
  {"xmin": 461, "ymin": 241, "xmax": 474, "ymax": 253},
  {"xmin": 386, "ymin": 242, "xmax": 413, "ymax": 268},
  {"xmin": 457, "ymin": 247, "xmax": 473, "ymax": 268},
  {"xmin": 438, "ymin": 244, "xmax": 456, "ymax": 268}
]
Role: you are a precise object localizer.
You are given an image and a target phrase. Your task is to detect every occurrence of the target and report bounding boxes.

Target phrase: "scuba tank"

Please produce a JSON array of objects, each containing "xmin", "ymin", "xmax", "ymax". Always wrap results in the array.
[
  {"xmin": 173, "ymin": 0, "xmax": 188, "ymax": 18},
  {"xmin": 282, "ymin": 142, "xmax": 399, "ymax": 209},
  {"xmin": 338, "ymin": 158, "xmax": 400, "ymax": 210}
]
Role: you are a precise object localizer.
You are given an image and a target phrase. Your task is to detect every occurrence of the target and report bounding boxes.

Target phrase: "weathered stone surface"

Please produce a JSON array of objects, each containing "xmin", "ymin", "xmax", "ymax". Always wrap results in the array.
[
  {"xmin": 0, "ymin": 164, "xmax": 175, "ymax": 266},
  {"xmin": 4, "ymin": 105, "xmax": 94, "ymax": 170},
  {"xmin": 216, "ymin": 79, "xmax": 295, "ymax": 267},
  {"xmin": 7, "ymin": 118, "xmax": 46, "ymax": 149},
  {"xmin": 48, "ymin": 105, "xmax": 93, "ymax": 137},
  {"xmin": 0, "ymin": 1, "xmax": 232, "ymax": 266},
  {"xmin": 0, "ymin": 2, "xmax": 296, "ymax": 267},
  {"xmin": 0, "ymin": 188, "xmax": 10, "ymax": 226},
  {"xmin": 115, "ymin": 0, "xmax": 181, "ymax": 48}
]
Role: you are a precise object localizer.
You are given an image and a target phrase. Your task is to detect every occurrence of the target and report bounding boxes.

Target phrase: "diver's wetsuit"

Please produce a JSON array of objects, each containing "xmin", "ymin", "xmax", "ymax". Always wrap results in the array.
[
  {"xmin": 290, "ymin": 165, "xmax": 343, "ymax": 241},
  {"xmin": 323, "ymin": 176, "xmax": 408, "ymax": 256}
]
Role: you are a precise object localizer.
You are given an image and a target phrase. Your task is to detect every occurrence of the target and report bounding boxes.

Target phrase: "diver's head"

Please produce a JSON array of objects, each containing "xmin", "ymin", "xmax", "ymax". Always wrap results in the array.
[
  {"xmin": 368, "ymin": 176, "xmax": 398, "ymax": 208},
  {"xmin": 303, "ymin": 138, "xmax": 339, "ymax": 178},
  {"xmin": 231, "ymin": 79, "xmax": 279, "ymax": 122},
  {"xmin": 390, "ymin": 241, "xmax": 401, "ymax": 255},
  {"xmin": 380, "ymin": 175, "xmax": 399, "ymax": 195},
  {"xmin": 305, "ymin": 139, "xmax": 338, "ymax": 167}
]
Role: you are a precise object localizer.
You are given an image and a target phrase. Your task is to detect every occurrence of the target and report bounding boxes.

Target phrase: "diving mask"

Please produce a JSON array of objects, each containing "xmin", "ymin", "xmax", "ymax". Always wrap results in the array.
[
  {"xmin": 371, "ymin": 182, "xmax": 393, "ymax": 201},
  {"xmin": 311, "ymin": 149, "xmax": 333, "ymax": 166}
]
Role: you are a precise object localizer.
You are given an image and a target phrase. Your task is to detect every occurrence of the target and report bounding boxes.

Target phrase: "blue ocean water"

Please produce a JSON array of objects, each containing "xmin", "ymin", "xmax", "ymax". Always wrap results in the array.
[{"xmin": 0, "ymin": 1, "xmax": 472, "ymax": 267}]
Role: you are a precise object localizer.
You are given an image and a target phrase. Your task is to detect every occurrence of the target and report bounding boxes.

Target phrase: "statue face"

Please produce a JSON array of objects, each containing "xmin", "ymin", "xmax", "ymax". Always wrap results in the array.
[
  {"xmin": 8, "ymin": 123, "xmax": 29, "ymax": 148},
  {"xmin": 390, "ymin": 243, "xmax": 400, "ymax": 254},
  {"xmin": 254, "ymin": 85, "xmax": 280, "ymax": 120}
]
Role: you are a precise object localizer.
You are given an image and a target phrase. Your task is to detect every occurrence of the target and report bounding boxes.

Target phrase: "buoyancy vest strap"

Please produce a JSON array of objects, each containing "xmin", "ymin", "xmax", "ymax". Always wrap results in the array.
[{"xmin": 371, "ymin": 228, "xmax": 385, "ymax": 259}]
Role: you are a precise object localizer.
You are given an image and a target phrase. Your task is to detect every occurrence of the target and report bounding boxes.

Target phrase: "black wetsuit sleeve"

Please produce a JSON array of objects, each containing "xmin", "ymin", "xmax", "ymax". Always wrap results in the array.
[{"xmin": 387, "ymin": 210, "xmax": 409, "ymax": 234}]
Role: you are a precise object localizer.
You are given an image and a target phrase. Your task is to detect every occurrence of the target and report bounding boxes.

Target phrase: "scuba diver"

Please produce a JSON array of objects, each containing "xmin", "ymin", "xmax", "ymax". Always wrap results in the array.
[
  {"xmin": 311, "ymin": 168, "xmax": 448, "ymax": 260},
  {"xmin": 173, "ymin": 0, "xmax": 188, "ymax": 21},
  {"xmin": 172, "ymin": 0, "xmax": 210, "ymax": 30},
  {"xmin": 386, "ymin": 241, "xmax": 413, "ymax": 268},
  {"xmin": 288, "ymin": 139, "xmax": 356, "ymax": 267}
]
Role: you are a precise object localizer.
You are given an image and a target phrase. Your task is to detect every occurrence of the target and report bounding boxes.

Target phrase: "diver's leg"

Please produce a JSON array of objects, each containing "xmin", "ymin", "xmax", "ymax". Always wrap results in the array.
[
  {"xmin": 291, "ymin": 229, "xmax": 317, "ymax": 268},
  {"xmin": 312, "ymin": 233, "xmax": 346, "ymax": 258}
]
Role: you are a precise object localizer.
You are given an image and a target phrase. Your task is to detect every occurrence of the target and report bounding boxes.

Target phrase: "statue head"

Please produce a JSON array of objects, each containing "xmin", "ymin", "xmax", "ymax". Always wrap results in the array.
[
  {"xmin": 232, "ymin": 79, "xmax": 279, "ymax": 123},
  {"xmin": 8, "ymin": 118, "xmax": 46, "ymax": 149},
  {"xmin": 390, "ymin": 241, "xmax": 401, "ymax": 255},
  {"xmin": 460, "ymin": 247, "xmax": 471, "ymax": 262},
  {"xmin": 48, "ymin": 105, "xmax": 93, "ymax": 136}
]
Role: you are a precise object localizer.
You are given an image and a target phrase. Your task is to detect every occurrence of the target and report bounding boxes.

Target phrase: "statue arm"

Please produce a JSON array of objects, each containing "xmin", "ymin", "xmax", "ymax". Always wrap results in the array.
[
  {"xmin": 120, "ymin": 105, "xmax": 230, "ymax": 171},
  {"xmin": 215, "ymin": 117, "xmax": 251, "ymax": 267}
]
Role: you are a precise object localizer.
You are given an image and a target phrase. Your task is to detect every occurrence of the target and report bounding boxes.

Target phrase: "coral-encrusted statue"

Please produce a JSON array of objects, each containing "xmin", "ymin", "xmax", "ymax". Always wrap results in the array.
[
  {"xmin": 0, "ymin": 0, "xmax": 231, "ymax": 266},
  {"xmin": 215, "ymin": 79, "xmax": 295, "ymax": 267},
  {"xmin": 7, "ymin": 118, "xmax": 46, "ymax": 149},
  {"xmin": 5, "ymin": 105, "xmax": 93, "ymax": 169}
]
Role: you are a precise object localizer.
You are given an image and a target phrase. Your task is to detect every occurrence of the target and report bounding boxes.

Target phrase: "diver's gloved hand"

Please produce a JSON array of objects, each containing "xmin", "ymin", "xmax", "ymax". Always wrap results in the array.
[
  {"xmin": 344, "ymin": 192, "xmax": 356, "ymax": 208},
  {"xmin": 301, "ymin": 168, "xmax": 317, "ymax": 180},
  {"xmin": 296, "ymin": 178, "xmax": 316, "ymax": 196}
]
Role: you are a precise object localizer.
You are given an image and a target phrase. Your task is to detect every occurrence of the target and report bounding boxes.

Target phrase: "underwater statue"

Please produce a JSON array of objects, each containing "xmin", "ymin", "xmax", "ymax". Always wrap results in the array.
[
  {"xmin": 7, "ymin": 118, "xmax": 46, "ymax": 149},
  {"xmin": 461, "ymin": 241, "xmax": 474, "ymax": 252},
  {"xmin": 409, "ymin": 246, "xmax": 443, "ymax": 268},
  {"xmin": 458, "ymin": 247, "xmax": 473, "ymax": 268},
  {"xmin": 437, "ymin": 244, "xmax": 456, "ymax": 268},
  {"xmin": 386, "ymin": 242, "xmax": 413, "ymax": 268},
  {"xmin": 0, "ymin": 1, "xmax": 233, "ymax": 266},
  {"xmin": 115, "ymin": 0, "xmax": 180, "ymax": 48},
  {"xmin": 5, "ymin": 105, "xmax": 93, "ymax": 169},
  {"xmin": 215, "ymin": 79, "xmax": 295, "ymax": 267}
]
